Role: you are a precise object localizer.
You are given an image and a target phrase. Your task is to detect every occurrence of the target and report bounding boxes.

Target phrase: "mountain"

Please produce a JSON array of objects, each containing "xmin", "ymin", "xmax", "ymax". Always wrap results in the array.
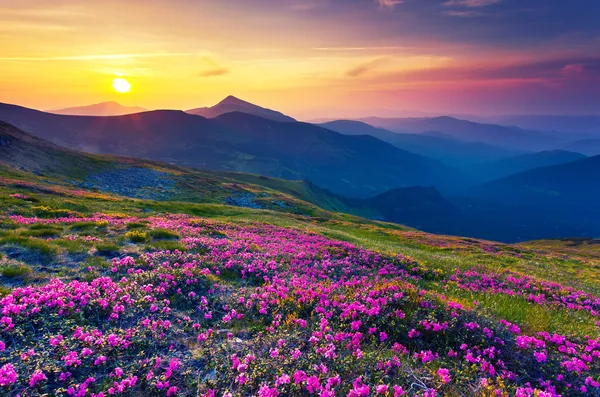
[
  {"xmin": 560, "ymin": 138, "xmax": 600, "ymax": 156},
  {"xmin": 50, "ymin": 101, "xmax": 146, "ymax": 116},
  {"xmin": 0, "ymin": 103, "xmax": 461, "ymax": 198},
  {"xmin": 491, "ymin": 115, "xmax": 600, "ymax": 134},
  {"xmin": 187, "ymin": 95, "xmax": 295, "ymax": 122},
  {"xmin": 475, "ymin": 155, "xmax": 600, "ymax": 212},
  {"xmin": 356, "ymin": 116, "xmax": 578, "ymax": 151},
  {"xmin": 4, "ymin": 117, "xmax": 598, "ymax": 242},
  {"xmin": 319, "ymin": 120, "xmax": 524, "ymax": 166},
  {"xmin": 470, "ymin": 150, "xmax": 587, "ymax": 182},
  {"xmin": 0, "ymin": 120, "xmax": 116, "ymax": 177}
]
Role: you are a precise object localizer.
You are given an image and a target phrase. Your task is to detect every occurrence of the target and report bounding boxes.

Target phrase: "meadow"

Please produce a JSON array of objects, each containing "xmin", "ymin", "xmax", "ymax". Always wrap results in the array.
[{"xmin": 0, "ymin": 175, "xmax": 599, "ymax": 396}]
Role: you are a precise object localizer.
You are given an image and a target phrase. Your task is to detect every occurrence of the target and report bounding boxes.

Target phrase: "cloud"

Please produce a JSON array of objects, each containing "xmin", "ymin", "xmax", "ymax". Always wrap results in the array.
[
  {"xmin": 376, "ymin": 0, "xmax": 403, "ymax": 9},
  {"xmin": 313, "ymin": 46, "xmax": 414, "ymax": 51},
  {"xmin": 199, "ymin": 67, "xmax": 230, "ymax": 77},
  {"xmin": 345, "ymin": 57, "xmax": 390, "ymax": 77},
  {"xmin": 444, "ymin": 10, "xmax": 485, "ymax": 17},
  {"xmin": 345, "ymin": 56, "xmax": 600, "ymax": 86},
  {"xmin": 443, "ymin": 0, "xmax": 502, "ymax": 7},
  {"xmin": 0, "ymin": 52, "xmax": 195, "ymax": 62},
  {"xmin": 199, "ymin": 56, "xmax": 230, "ymax": 77}
]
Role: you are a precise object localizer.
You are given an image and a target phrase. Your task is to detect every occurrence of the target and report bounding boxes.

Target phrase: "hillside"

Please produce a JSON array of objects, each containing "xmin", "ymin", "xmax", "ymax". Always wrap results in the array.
[
  {"xmin": 50, "ymin": 101, "xmax": 147, "ymax": 116},
  {"xmin": 476, "ymin": 155, "xmax": 600, "ymax": 211},
  {"xmin": 0, "ymin": 150, "xmax": 599, "ymax": 396},
  {"xmin": 493, "ymin": 114, "xmax": 600, "ymax": 134},
  {"xmin": 187, "ymin": 95, "xmax": 295, "ymax": 122},
  {"xmin": 320, "ymin": 120, "xmax": 524, "ymax": 166},
  {"xmin": 561, "ymin": 138, "xmax": 600, "ymax": 156},
  {"xmin": 0, "ymin": 103, "xmax": 461, "ymax": 198},
  {"xmin": 470, "ymin": 150, "xmax": 587, "ymax": 182},
  {"xmin": 5, "ymin": 118, "xmax": 600, "ymax": 242}
]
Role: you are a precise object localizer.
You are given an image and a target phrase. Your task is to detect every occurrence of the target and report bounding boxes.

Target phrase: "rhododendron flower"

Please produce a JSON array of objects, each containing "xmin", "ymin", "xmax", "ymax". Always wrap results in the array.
[
  {"xmin": 0, "ymin": 364, "xmax": 17, "ymax": 387},
  {"xmin": 437, "ymin": 368, "xmax": 451, "ymax": 384},
  {"xmin": 29, "ymin": 369, "xmax": 47, "ymax": 388},
  {"xmin": 258, "ymin": 385, "xmax": 279, "ymax": 397}
]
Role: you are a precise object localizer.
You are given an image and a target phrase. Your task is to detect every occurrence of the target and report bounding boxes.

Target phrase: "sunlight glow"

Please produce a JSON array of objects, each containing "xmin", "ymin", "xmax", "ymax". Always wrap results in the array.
[{"xmin": 112, "ymin": 78, "xmax": 131, "ymax": 93}]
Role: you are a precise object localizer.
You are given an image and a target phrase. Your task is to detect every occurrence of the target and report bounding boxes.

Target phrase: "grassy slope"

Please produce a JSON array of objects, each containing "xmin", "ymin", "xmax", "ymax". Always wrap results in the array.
[{"xmin": 2, "ymin": 165, "xmax": 599, "ymax": 340}]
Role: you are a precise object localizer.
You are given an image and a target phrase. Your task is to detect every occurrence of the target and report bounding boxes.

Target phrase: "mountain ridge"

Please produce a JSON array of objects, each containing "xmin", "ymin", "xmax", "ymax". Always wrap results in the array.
[
  {"xmin": 50, "ymin": 101, "xmax": 147, "ymax": 116},
  {"xmin": 0, "ymin": 102, "xmax": 460, "ymax": 198},
  {"xmin": 186, "ymin": 95, "xmax": 296, "ymax": 122}
]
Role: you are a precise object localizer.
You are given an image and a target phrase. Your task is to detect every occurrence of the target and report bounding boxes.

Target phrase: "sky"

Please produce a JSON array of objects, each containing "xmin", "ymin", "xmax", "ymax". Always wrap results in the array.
[{"xmin": 0, "ymin": 0, "xmax": 599, "ymax": 119}]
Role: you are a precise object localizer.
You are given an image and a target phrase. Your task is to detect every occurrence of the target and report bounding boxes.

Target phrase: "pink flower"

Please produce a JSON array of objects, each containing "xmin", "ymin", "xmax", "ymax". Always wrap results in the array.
[
  {"xmin": 376, "ymin": 384, "xmax": 388, "ymax": 394},
  {"xmin": 533, "ymin": 351, "xmax": 547, "ymax": 363},
  {"xmin": 306, "ymin": 376, "xmax": 321, "ymax": 393},
  {"xmin": 258, "ymin": 385, "xmax": 279, "ymax": 397},
  {"xmin": 29, "ymin": 369, "xmax": 47, "ymax": 388},
  {"xmin": 437, "ymin": 368, "xmax": 451, "ymax": 384},
  {"xmin": 276, "ymin": 374, "xmax": 290, "ymax": 386},
  {"xmin": 0, "ymin": 364, "xmax": 17, "ymax": 387}
]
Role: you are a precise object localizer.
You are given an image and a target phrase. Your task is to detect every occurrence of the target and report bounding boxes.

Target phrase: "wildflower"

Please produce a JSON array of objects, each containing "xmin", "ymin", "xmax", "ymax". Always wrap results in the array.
[
  {"xmin": 379, "ymin": 332, "xmax": 388, "ymax": 342},
  {"xmin": 437, "ymin": 368, "xmax": 451, "ymax": 384},
  {"xmin": 29, "ymin": 370, "xmax": 47, "ymax": 388},
  {"xmin": 0, "ymin": 364, "xmax": 17, "ymax": 387}
]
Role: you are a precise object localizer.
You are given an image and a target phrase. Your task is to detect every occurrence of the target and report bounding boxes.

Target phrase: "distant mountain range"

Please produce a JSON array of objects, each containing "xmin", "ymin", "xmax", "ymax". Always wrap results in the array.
[
  {"xmin": 490, "ymin": 115, "xmax": 600, "ymax": 134},
  {"xmin": 0, "ymin": 102, "xmax": 460, "ymax": 198},
  {"xmin": 355, "ymin": 116, "xmax": 588, "ymax": 151},
  {"xmin": 50, "ymin": 101, "xmax": 147, "ymax": 116},
  {"xmin": 469, "ymin": 150, "xmax": 587, "ymax": 182},
  {"xmin": 186, "ymin": 95, "xmax": 295, "ymax": 122},
  {"xmin": 319, "ymin": 119, "xmax": 525, "ymax": 166},
  {"xmin": 560, "ymin": 139, "xmax": 600, "ymax": 156},
  {"xmin": 475, "ymin": 155, "xmax": 600, "ymax": 212}
]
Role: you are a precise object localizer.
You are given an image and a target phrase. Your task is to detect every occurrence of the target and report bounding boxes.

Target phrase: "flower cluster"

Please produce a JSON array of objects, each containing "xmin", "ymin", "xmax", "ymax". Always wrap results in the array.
[{"xmin": 0, "ymin": 214, "xmax": 598, "ymax": 396}]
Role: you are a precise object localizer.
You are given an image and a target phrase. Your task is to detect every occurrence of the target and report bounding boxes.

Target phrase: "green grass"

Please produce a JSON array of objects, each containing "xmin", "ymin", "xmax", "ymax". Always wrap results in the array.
[
  {"xmin": 52, "ymin": 239, "xmax": 90, "ymax": 254},
  {"xmin": 149, "ymin": 229, "xmax": 180, "ymax": 240},
  {"xmin": 435, "ymin": 284, "xmax": 599, "ymax": 338},
  {"xmin": 145, "ymin": 241, "xmax": 187, "ymax": 252},
  {"xmin": 0, "ymin": 235, "xmax": 58, "ymax": 257},
  {"xmin": 0, "ymin": 262, "xmax": 33, "ymax": 278},
  {"xmin": 69, "ymin": 221, "xmax": 108, "ymax": 232},
  {"xmin": 19, "ymin": 226, "xmax": 62, "ymax": 238},
  {"xmin": 94, "ymin": 242, "xmax": 120, "ymax": 255},
  {"xmin": 126, "ymin": 221, "xmax": 148, "ymax": 230}
]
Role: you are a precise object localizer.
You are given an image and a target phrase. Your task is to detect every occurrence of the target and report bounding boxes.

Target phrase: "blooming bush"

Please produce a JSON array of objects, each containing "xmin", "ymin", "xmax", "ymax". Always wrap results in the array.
[{"xmin": 0, "ymin": 214, "xmax": 598, "ymax": 396}]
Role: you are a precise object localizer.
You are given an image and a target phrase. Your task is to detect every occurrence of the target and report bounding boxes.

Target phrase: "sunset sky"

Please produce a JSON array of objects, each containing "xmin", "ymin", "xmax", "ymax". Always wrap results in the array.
[{"xmin": 1, "ymin": 0, "xmax": 599, "ymax": 119}]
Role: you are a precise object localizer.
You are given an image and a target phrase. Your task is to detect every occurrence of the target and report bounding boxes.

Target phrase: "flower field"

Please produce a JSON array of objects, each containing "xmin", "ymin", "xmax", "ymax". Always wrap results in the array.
[{"xmin": 0, "ymin": 213, "xmax": 599, "ymax": 397}]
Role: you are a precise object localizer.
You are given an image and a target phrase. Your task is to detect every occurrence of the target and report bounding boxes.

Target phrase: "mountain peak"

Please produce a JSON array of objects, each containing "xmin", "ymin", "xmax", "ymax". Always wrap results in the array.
[
  {"xmin": 187, "ymin": 96, "xmax": 296, "ymax": 122},
  {"xmin": 218, "ymin": 95, "xmax": 250, "ymax": 106}
]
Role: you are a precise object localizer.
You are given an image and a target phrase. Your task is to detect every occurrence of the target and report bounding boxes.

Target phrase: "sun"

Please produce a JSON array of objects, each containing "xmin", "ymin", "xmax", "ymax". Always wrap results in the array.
[{"xmin": 112, "ymin": 78, "xmax": 132, "ymax": 93}]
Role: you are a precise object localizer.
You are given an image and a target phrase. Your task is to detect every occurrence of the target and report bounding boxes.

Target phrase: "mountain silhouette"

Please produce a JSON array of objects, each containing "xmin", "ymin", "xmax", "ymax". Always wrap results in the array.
[
  {"xmin": 50, "ymin": 101, "xmax": 147, "ymax": 116},
  {"xmin": 0, "ymin": 103, "xmax": 461, "ymax": 198},
  {"xmin": 356, "ymin": 116, "xmax": 581, "ymax": 151},
  {"xmin": 476, "ymin": 155, "xmax": 600, "ymax": 212},
  {"xmin": 470, "ymin": 150, "xmax": 587, "ymax": 182},
  {"xmin": 319, "ymin": 119, "xmax": 524, "ymax": 166},
  {"xmin": 187, "ymin": 95, "xmax": 295, "ymax": 122}
]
